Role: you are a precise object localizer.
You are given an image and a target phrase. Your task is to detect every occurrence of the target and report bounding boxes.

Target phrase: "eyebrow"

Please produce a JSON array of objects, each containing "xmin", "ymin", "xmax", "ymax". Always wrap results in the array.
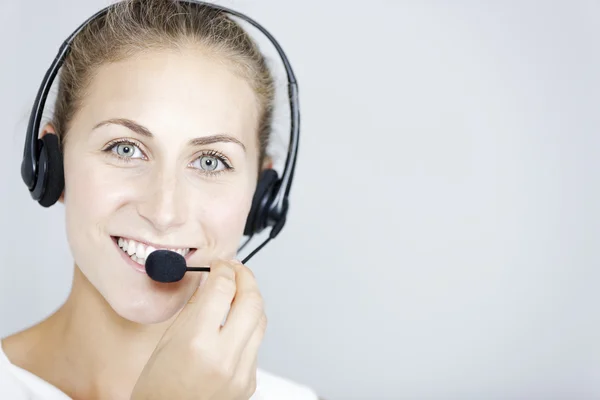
[{"xmin": 93, "ymin": 118, "xmax": 246, "ymax": 152}]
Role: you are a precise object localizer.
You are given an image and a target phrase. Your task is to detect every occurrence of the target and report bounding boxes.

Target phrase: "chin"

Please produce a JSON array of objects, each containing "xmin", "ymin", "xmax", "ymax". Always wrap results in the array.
[
  {"xmin": 97, "ymin": 273, "xmax": 200, "ymax": 325},
  {"xmin": 73, "ymin": 238, "xmax": 202, "ymax": 326},
  {"xmin": 107, "ymin": 293, "xmax": 187, "ymax": 325},
  {"xmin": 69, "ymin": 229, "xmax": 236, "ymax": 326}
]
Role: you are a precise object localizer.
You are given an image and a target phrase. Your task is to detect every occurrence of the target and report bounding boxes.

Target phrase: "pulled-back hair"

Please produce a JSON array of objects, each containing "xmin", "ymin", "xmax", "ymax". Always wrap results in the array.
[{"xmin": 53, "ymin": 0, "xmax": 275, "ymax": 169}]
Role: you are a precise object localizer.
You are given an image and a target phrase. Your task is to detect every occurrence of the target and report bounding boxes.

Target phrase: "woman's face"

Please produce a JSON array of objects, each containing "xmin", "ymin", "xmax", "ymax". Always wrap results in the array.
[{"xmin": 58, "ymin": 48, "xmax": 260, "ymax": 324}]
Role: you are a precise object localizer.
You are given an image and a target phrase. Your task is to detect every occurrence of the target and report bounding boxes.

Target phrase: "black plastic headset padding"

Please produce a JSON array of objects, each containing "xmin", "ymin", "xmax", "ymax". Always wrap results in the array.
[
  {"xmin": 35, "ymin": 134, "xmax": 64, "ymax": 208},
  {"xmin": 244, "ymin": 169, "xmax": 279, "ymax": 236}
]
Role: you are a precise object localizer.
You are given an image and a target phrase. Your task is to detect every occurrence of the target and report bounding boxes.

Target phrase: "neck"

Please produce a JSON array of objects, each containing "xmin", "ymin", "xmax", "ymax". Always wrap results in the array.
[{"xmin": 36, "ymin": 266, "xmax": 177, "ymax": 399}]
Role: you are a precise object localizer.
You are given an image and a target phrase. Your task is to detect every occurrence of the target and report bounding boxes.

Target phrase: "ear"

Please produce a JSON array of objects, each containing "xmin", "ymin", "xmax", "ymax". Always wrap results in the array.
[
  {"xmin": 262, "ymin": 155, "xmax": 273, "ymax": 170},
  {"xmin": 39, "ymin": 123, "xmax": 65, "ymax": 204},
  {"xmin": 39, "ymin": 122, "xmax": 56, "ymax": 138}
]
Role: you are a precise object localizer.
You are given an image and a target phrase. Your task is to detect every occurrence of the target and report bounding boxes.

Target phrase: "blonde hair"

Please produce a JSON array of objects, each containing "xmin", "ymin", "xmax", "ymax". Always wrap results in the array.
[{"xmin": 53, "ymin": 0, "xmax": 275, "ymax": 169}]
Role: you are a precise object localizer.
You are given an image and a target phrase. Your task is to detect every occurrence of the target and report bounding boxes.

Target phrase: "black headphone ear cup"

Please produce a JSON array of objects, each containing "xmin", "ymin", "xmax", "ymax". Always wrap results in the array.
[
  {"xmin": 244, "ymin": 169, "xmax": 279, "ymax": 236},
  {"xmin": 35, "ymin": 134, "xmax": 64, "ymax": 208}
]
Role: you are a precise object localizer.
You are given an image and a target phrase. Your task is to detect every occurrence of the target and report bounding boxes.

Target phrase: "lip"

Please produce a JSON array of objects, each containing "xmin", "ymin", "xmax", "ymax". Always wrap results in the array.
[
  {"xmin": 110, "ymin": 236, "xmax": 196, "ymax": 274},
  {"xmin": 111, "ymin": 235, "xmax": 196, "ymax": 253}
]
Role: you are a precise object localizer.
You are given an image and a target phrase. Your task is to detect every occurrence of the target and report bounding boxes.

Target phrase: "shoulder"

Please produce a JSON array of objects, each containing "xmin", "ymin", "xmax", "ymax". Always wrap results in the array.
[{"xmin": 253, "ymin": 368, "xmax": 319, "ymax": 400}]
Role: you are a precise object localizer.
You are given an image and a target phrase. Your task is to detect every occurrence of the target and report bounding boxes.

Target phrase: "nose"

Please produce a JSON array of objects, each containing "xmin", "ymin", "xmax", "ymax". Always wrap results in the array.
[{"xmin": 136, "ymin": 171, "xmax": 189, "ymax": 233}]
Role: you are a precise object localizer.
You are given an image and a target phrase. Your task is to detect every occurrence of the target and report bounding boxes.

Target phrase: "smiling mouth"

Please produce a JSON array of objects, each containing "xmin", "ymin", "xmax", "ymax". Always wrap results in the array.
[{"xmin": 111, "ymin": 236, "xmax": 196, "ymax": 266}]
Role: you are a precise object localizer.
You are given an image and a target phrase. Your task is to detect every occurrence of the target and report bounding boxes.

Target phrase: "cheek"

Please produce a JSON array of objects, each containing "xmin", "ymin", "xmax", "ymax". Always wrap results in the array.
[
  {"xmin": 63, "ymin": 156, "xmax": 136, "ymax": 224},
  {"xmin": 200, "ymin": 183, "xmax": 254, "ymax": 242},
  {"xmin": 61, "ymin": 151, "xmax": 122, "ymax": 268}
]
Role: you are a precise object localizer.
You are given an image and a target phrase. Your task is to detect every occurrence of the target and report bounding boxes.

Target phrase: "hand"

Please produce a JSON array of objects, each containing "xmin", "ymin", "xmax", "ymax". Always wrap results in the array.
[{"xmin": 130, "ymin": 260, "xmax": 267, "ymax": 400}]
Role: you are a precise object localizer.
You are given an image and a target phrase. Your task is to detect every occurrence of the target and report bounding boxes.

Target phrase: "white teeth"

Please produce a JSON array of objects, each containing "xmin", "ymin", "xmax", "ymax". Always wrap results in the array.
[
  {"xmin": 116, "ymin": 237, "xmax": 190, "ymax": 260},
  {"xmin": 146, "ymin": 246, "xmax": 156, "ymax": 259},
  {"xmin": 127, "ymin": 240, "xmax": 136, "ymax": 256},
  {"xmin": 135, "ymin": 242, "xmax": 145, "ymax": 259},
  {"xmin": 131, "ymin": 254, "xmax": 144, "ymax": 265}
]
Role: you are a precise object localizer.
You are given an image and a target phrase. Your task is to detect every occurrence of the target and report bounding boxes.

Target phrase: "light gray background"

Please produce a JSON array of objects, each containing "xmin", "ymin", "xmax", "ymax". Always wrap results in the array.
[{"xmin": 1, "ymin": 1, "xmax": 599, "ymax": 399}]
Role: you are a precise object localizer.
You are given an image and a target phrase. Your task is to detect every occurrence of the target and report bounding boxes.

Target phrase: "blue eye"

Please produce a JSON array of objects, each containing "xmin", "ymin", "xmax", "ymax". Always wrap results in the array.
[
  {"xmin": 190, "ymin": 151, "xmax": 233, "ymax": 175},
  {"xmin": 112, "ymin": 142, "xmax": 144, "ymax": 159},
  {"xmin": 195, "ymin": 155, "xmax": 222, "ymax": 171},
  {"xmin": 103, "ymin": 140, "xmax": 146, "ymax": 161}
]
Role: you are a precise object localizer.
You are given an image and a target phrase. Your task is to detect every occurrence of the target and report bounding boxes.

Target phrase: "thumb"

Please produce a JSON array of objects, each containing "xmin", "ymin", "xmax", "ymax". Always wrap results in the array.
[
  {"xmin": 187, "ymin": 272, "xmax": 210, "ymax": 304},
  {"xmin": 159, "ymin": 271, "xmax": 210, "ymax": 343}
]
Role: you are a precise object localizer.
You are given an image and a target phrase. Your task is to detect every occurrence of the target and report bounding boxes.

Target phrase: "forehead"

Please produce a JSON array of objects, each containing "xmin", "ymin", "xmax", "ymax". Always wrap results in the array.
[{"xmin": 75, "ymin": 48, "xmax": 260, "ymax": 145}]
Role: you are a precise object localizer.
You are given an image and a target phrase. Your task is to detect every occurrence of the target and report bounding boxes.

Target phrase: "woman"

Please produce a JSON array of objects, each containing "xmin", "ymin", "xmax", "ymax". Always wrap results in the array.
[{"xmin": 0, "ymin": 0, "xmax": 319, "ymax": 399}]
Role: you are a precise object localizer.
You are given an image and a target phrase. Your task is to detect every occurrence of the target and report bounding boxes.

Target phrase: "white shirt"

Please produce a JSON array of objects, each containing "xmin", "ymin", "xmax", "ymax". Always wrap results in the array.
[{"xmin": 0, "ymin": 341, "xmax": 318, "ymax": 400}]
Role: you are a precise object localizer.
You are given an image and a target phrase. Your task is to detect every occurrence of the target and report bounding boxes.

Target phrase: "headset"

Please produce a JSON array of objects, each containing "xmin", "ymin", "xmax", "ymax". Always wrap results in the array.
[{"xmin": 20, "ymin": 0, "xmax": 299, "ymax": 263}]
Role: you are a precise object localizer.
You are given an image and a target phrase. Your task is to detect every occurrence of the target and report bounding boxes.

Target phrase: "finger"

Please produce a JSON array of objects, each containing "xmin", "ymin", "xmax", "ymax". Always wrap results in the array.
[
  {"xmin": 187, "ymin": 272, "xmax": 209, "ymax": 304},
  {"xmin": 160, "ymin": 271, "xmax": 211, "ymax": 343},
  {"xmin": 192, "ymin": 260, "xmax": 237, "ymax": 334},
  {"xmin": 237, "ymin": 313, "xmax": 267, "ymax": 372},
  {"xmin": 220, "ymin": 261, "xmax": 263, "ymax": 352},
  {"xmin": 232, "ymin": 312, "xmax": 267, "ymax": 395}
]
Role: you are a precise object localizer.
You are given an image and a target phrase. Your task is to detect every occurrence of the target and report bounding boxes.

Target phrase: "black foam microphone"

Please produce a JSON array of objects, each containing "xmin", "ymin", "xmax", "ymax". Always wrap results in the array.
[
  {"xmin": 145, "ymin": 231, "xmax": 275, "ymax": 283},
  {"xmin": 145, "ymin": 250, "xmax": 209, "ymax": 283}
]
